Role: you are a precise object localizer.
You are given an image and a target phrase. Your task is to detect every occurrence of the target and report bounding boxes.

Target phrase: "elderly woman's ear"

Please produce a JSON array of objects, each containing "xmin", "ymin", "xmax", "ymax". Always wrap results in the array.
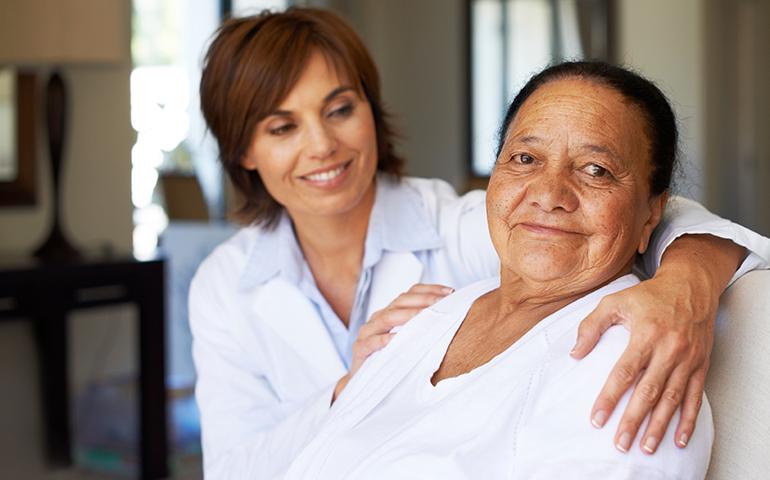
[{"xmin": 638, "ymin": 192, "xmax": 669, "ymax": 255}]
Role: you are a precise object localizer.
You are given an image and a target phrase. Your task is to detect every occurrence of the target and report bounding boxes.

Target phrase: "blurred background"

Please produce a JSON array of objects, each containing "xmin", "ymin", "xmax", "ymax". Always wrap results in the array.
[{"xmin": 0, "ymin": 0, "xmax": 767, "ymax": 478}]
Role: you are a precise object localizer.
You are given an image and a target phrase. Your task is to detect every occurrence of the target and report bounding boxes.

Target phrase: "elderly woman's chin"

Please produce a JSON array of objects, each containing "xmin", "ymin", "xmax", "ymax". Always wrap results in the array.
[
  {"xmin": 504, "ymin": 247, "xmax": 593, "ymax": 284},
  {"xmin": 500, "ymin": 236, "xmax": 636, "ymax": 289}
]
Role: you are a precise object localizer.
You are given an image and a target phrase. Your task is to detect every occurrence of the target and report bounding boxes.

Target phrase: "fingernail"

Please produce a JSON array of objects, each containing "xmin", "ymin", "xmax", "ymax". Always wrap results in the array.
[
  {"xmin": 616, "ymin": 432, "xmax": 632, "ymax": 453},
  {"xmin": 642, "ymin": 436, "xmax": 658, "ymax": 454},
  {"xmin": 591, "ymin": 410, "xmax": 607, "ymax": 428},
  {"xmin": 442, "ymin": 287, "xmax": 454, "ymax": 294},
  {"xmin": 677, "ymin": 433, "xmax": 689, "ymax": 447},
  {"xmin": 570, "ymin": 337, "xmax": 581, "ymax": 356}
]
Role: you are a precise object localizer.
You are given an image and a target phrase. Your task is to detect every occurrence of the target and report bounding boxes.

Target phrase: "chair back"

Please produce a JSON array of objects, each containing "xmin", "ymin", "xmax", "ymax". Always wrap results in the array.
[{"xmin": 706, "ymin": 270, "xmax": 770, "ymax": 480}]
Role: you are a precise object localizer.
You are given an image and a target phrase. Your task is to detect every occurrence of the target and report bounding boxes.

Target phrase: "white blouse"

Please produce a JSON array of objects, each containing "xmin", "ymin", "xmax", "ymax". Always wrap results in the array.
[{"xmin": 285, "ymin": 275, "xmax": 713, "ymax": 479}]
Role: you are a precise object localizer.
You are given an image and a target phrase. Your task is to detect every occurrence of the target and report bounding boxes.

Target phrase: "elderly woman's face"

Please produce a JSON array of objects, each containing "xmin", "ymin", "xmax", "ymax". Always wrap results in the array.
[{"xmin": 487, "ymin": 77, "xmax": 666, "ymax": 288}]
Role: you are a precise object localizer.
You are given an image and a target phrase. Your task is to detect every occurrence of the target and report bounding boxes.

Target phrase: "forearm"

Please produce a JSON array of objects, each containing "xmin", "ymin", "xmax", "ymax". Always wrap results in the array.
[
  {"xmin": 657, "ymin": 234, "xmax": 746, "ymax": 302},
  {"xmin": 645, "ymin": 195, "xmax": 769, "ymax": 282}
]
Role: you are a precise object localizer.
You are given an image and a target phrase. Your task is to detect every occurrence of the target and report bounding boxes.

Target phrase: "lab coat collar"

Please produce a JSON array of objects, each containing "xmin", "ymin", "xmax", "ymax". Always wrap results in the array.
[
  {"xmin": 362, "ymin": 175, "xmax": 444, "ymax": 319},
  {"xmin": 363, "ymin": 175, "xmax": 443, "ymax": 269},
  {"xmin": 238, "ymin": 174, "xmax": 442, "ymax": 291},
  {"xmin": 238, "ymin": 214, "xmax": 304, "ymax": 291}
]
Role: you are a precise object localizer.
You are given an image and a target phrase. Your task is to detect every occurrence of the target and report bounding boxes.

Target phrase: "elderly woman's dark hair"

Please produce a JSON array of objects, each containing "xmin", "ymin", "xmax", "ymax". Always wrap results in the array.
[
  {"xmin": 200, "ymin": 7, "xmax": 404, "ymax": 227},
  {"xmin": 496, "ymin": 61, "xmax": 677, "ymax": 195}
]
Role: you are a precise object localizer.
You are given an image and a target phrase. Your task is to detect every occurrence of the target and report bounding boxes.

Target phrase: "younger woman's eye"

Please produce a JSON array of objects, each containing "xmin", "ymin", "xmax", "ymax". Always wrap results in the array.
[
  {"xmin": 329, "ymin": 103, "xmax": 354, "ymax": 118},
  {"xmin": 269, "ymin": 123, "xmax": 295, "ymax": 136}
]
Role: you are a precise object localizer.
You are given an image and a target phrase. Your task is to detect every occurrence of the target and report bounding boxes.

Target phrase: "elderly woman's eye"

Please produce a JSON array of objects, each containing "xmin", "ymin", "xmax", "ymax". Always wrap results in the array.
[
  {"xmin": 585, "ymin": 163, "xmax": 609, "ymax": 178},
  {"xmin": 515, "ymin": 154, "xmax": 535, "ymax": 165}
]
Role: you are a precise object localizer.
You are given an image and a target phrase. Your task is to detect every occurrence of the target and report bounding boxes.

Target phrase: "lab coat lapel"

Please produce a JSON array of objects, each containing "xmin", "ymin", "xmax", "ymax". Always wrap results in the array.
[
  {"xmin": 252, "ymin": 278, "xmax": 346, "ymax": 382},
  {"xmin": 365, "ymin": 251, "xmax": 424, "ymax": 321}
]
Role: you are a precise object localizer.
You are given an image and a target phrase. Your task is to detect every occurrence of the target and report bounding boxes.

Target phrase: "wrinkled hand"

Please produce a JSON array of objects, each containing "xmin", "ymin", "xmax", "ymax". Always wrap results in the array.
[
  {"xmin": 570, "ymin": 274, "xmax": 716, "ymax": 455},
  {"xmin": 333, "ymin": 284, "xmax": 453, "ymax": 403}
]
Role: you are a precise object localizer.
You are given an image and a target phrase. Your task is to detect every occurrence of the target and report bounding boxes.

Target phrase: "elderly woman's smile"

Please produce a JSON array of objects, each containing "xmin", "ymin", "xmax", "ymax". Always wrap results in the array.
[{"xmin": 487, "ymin": 77, "xmax": 667, "ymax": 290}]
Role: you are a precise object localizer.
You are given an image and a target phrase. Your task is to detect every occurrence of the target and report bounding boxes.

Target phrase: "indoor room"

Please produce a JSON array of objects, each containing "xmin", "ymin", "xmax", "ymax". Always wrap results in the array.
[{"xmin": 1, "ymin": 0, "xmax": 768, "ymax": 479}]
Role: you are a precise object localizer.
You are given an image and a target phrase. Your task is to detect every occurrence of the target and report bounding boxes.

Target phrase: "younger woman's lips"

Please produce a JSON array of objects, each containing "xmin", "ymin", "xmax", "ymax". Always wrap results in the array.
[
  {"xmin": 299, "ymin": 159, "xmax": 353, "ymax": 189},
  {"xmin": 299, "ymin": 159, "xmax": 353, "ymax": 179}
]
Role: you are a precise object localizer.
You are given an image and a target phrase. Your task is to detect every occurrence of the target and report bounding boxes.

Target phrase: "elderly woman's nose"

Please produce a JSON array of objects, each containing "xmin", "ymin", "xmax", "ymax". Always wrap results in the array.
[
  {"xmin": 304, "ymin": 120, "xmax": 338, "ymax": 159},
  {"xmin": 527, "ymin": 171, "xmax": 579, "ymax": 212}
]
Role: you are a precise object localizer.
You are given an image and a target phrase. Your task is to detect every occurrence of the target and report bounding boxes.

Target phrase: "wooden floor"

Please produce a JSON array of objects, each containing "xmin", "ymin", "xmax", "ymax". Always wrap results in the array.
[{"xmin": 20, "ymin": 456, "xmax": 202, "ymax": 480}]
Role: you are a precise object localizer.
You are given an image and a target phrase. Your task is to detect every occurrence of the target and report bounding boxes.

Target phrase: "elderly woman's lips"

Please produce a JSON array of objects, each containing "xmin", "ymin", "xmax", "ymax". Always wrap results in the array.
[{"xmin": 519, "ymin": 223, "xmax": 578, "ymax": 235}]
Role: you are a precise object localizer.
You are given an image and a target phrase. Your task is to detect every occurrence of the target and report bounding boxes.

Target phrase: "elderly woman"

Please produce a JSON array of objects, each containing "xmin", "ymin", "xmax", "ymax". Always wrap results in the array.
[{"xmin": 284, "ymin": 62, "xmax": 716, "ymax": 479}]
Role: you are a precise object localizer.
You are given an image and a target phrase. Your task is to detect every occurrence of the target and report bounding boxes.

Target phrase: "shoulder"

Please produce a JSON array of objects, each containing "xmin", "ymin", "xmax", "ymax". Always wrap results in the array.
[
  {"xmin": 399, "ymin": 176, "xmax": 486, "ymax": 219},
  {"xmin": 517, "ymin": 325, "xmax": 713, "ymax": 479},
  {"xmin": 396, "ymin": 176, "xmax": 489, "ymax": 250},
  {"xmin": 390, "ymin": 176, "xmax": 495, "ymax": 284},
  {"xmin": 366, "ymin": 277, "xmax": 498, "ymax": 371},
  {"xmin": 331, "ymin": 277, "xmax": 498, "ymax": 412},
  {"xmin": 190, "ymin": 224, "xmax": 272, "ymax": 306},
  {"xmin": 426, "ymin": 276, "xmax": 500, "ymax": 316}
]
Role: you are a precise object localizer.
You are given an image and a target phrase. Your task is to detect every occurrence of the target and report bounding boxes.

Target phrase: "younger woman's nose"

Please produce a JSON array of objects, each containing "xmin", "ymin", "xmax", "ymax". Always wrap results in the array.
[{"xmin": 304, "ymin": 121, "xmax": 337, "ymax": 160}]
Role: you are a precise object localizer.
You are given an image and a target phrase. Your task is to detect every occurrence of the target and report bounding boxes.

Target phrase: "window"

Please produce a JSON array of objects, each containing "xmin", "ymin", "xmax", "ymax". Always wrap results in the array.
[
  {"xmin": 468, "ymin": 0, "xmax": 614, "ymax": 177},
  {"xmin": 131, "ymin": 0, "xmax": 291, "ymax": 259}
]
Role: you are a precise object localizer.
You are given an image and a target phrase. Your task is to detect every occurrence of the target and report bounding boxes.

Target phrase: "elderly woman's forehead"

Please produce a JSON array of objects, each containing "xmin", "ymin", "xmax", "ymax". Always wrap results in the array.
[
  {"xmin": 520, "ymin": 79, "xmax": 628, "ymax": 115},
  {"xmin": 508, "ymin": 80, "xmax": 644, "ymax": 136}
]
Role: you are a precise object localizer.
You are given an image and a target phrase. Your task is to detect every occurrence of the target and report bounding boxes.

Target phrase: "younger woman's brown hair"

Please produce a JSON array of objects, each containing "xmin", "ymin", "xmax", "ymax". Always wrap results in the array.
[{"xmin": 200, "ymin": 7, "xmax": 404, "ymax": 227}]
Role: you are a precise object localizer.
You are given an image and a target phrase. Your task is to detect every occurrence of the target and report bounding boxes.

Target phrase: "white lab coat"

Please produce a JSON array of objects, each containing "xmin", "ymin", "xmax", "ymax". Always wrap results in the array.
[{"xmin": 189, "ymin": 176, "xmax": 770, "ymax": 479}]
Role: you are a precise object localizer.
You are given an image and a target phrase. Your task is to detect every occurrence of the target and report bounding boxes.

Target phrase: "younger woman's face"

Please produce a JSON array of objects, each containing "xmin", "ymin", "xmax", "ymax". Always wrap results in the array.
[{"xmin": 242, "ymin": 50, "xmax": 379, "ymax": 223}]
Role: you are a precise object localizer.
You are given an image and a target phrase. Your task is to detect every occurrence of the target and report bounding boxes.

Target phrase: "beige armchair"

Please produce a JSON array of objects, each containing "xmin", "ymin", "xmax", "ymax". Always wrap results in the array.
[{"xmin": 706, "ymin": 269, "xmax": 770, "ymax": 480}]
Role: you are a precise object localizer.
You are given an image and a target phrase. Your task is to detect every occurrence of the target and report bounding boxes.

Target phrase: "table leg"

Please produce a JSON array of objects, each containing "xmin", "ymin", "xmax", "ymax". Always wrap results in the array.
[
  {"xmin": 31, "ymin": 299, "xmax": 72, "ymax": 466},
  {"xmin": 137, "ymin": 264, "xmax": 169, "ymax": 480}
]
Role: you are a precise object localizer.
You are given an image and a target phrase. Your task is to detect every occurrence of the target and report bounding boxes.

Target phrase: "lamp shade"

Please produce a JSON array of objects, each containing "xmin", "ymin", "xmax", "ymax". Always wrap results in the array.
[{"xmin": 0, "ymin": 0, "xmax": 124, "ymax": 65}]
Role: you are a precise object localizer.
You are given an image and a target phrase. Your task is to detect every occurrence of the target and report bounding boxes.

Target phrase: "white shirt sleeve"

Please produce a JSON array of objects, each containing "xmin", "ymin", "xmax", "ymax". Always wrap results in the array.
[
  {"xmin": 642, "ymin": 195, "xmax": 770, "ymax": 284},
  {"xmin": 189, "ymin": 267, "xmax": 333, "ymax": 480},
  {"xmin": 438, "ymin": 188, "xmax": 499, "ymax": 282}
]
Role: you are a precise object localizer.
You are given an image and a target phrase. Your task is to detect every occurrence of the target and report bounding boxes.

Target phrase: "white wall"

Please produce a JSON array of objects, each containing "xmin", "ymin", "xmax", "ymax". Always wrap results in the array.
[
  {"xmin": 703, "ymin": 0, "xmax": 770, "ymax": 236},
  {"xmin": 0, "ymin": 79, "xmax": 133, "ymax": 250},
  {"xmin": 322, "ymin": 0, "xmax": 469, "ymax": 189},
  {"xmin": 617, "ymin": 0, "xmax": 769, "ymax": 235},
  {"xmin": 616, "ymin": 0, "xmax": 706, "ymax": 202},
  {"xmin": 0, "ymin": 1, "xmax": 133, "ymax": 252}
]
